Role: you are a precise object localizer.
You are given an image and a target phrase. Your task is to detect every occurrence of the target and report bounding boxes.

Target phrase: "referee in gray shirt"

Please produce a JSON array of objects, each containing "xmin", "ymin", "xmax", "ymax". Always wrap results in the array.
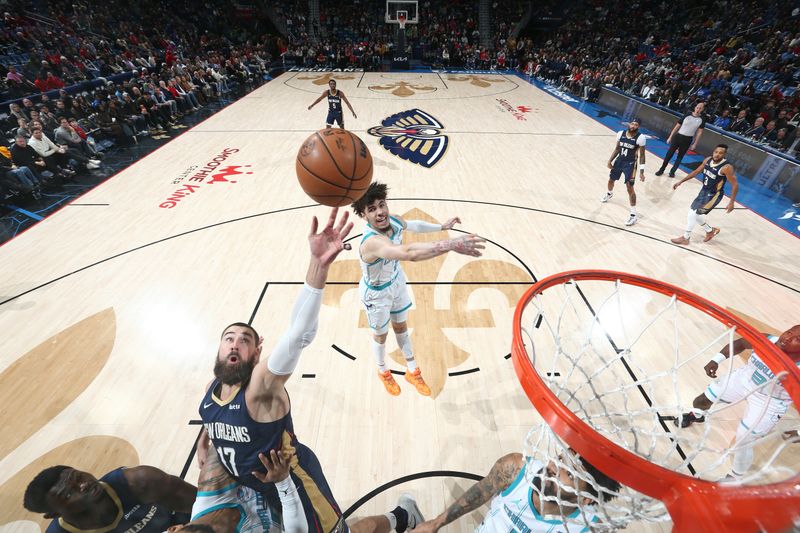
[{"xmin": 656, "ymin": 101, "xmax": 706, "ymax": 177}]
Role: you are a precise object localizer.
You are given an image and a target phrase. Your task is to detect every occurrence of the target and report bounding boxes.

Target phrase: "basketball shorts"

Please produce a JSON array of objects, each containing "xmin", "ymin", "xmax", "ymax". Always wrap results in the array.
[
  {"xmin": 326, "ymin": 111, "xmax": 344, "ymax": 128},
  {"xmin": 691, "ymin": 188, "xmax": 724, "ymax": 215},
  {"xmin": 609, "ymin": 163, "xmax": 635, "ymax": 184},
  {"xmin": 191, "ymin": 482, "xmax": 282, "ymax": 533},
  {"xmin": 359, "ymin": 270, "xmax": 412, "ymax": 335},
  {"xmin": 705, "ymin": 367, "xmax": 789, "ymax": 438}
]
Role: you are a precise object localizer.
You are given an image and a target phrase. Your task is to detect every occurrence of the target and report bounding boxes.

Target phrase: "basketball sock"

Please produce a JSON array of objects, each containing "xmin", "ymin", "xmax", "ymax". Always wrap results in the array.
[
  {"xmin": 684, "ymin": 209, "xmax": 697, "ymax": 239},
  {"xmin": 630, "ymin": 206, "xmax": 637, "ymax": 215},
  {"xmin": 395, "ymin": 331, "xmax": 417, "ymax": 371},
  {"xmin": 690, "ymin": 407, "xmax": 704, "ymax": 418},
  {"xmin": 387, "ymin": 506, "xmax": 409, "ymax": 533},
  {"xmin": 732, "ymin": 446, "xmax": 754, "ymax": 476},
  {"xmin": 373, "ymin": 339, "xmax": 387, "ymax": 373}
]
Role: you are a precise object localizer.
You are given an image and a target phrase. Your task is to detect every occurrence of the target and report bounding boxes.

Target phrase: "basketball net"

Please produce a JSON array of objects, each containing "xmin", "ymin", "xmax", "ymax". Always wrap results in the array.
[{"xmin": 512, "ymin": 271, "xmax": 800, "ymax": 532}]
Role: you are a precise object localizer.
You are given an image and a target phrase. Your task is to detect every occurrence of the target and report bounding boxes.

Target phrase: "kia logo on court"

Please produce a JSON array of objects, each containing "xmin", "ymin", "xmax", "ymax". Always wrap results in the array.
[
  {"xmin": 495, "ymin": 99, "xmax": 533, "ymax": 121},
  {"xmin": 158, "ymin": 148, "xmax": 254, "ymax": 209}
]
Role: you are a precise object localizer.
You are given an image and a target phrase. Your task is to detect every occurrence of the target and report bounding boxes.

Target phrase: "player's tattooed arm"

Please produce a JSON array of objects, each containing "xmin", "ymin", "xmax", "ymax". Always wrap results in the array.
[
  {"xmin": 198, "ymin": 445, "xmax": 236, "ymax": 492},
  {"xmin": 421, "ymin": 453, "xmax": 523, "ymax": 532},
  {"xmin": 607, "ymin": 143, "xmax": 620, "ymax": 169}
]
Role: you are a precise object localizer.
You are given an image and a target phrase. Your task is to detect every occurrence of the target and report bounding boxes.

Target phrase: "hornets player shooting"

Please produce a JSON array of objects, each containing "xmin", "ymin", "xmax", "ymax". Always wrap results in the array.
[
  {"xmin": 308, "ymin": 79, "xmax": 357, "ymax": 129},
  {"xmin": 197, "ymin": 207, "xmax": 353, "ymax": 533},
  {"xmin": 600, "ymin": 117, "xmax": 646, "ymax": 227}
]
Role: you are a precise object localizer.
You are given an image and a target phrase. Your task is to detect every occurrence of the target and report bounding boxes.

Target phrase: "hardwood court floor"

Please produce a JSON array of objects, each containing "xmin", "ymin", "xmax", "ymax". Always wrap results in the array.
[{"xmin": 1, "ymin": 72, "xmax": 798, "ymax": 532}]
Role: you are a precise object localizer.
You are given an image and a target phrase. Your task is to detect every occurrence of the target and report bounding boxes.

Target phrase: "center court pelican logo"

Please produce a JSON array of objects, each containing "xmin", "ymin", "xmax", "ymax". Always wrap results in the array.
[{"xmin": 367, "ymin": 109, "xmax": 449, "ymax": 168}]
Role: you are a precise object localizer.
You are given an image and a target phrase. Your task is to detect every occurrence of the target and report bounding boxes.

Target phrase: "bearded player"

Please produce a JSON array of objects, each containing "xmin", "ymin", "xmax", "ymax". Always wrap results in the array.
[
  {"xmin": 197, "ymin": 207, "xmax": 352, "ymax": 533},
  {"xmin": 599, "ymin": 117, "xmax": 646, "ymax": 226}
]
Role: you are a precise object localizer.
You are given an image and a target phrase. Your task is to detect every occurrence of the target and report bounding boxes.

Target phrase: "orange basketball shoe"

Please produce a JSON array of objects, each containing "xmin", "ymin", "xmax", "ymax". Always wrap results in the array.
[
  {"xmin": 404, "ymin": 368, "xmax": 431, "ymax": 396},
  {"xmin": 378, "ymin": 370, "xmax": 401, "ymax": 396}
]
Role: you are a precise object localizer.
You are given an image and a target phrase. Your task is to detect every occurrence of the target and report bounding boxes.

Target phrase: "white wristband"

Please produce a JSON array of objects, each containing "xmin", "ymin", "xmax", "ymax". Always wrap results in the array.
[
  {"xmin": 712, "ymin": 353, "xmax": 727, "ymax": 364},
  {"xmin": 639, "ymin": 164, "xmax": 646, "ymax": 170}
]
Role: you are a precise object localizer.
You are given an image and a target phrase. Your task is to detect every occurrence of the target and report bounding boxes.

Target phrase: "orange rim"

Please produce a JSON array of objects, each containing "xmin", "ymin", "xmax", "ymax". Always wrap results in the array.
[{"xmin": 511, "ymin": 270, "xmax": 800, "ymax": 532}]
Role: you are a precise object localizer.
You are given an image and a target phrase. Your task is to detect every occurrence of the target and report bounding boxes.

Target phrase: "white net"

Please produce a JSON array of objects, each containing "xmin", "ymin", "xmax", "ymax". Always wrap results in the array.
[{"xmin": 518, "ymin": 276, "xmax": 800, "ymax": 529}]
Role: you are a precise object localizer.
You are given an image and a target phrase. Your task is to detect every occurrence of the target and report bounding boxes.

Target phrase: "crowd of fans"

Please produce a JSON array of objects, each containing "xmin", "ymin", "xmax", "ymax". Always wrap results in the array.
[
  {"xmin": 4, "ymin": 0, "xmax": 800, "ymax": 203},
  {"xmin": 1, "ymin": 0, "xmax": 277, "ymax": 201},
  {"xmin": 519, "ymin": 0, "xmax": 800, "ymax": 157}
]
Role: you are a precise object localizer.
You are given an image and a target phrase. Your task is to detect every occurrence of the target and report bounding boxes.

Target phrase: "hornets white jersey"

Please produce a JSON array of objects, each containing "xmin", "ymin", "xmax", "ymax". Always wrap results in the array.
[
  {"xmin": 744, "ymin": 336, "xmax": 799, "ymax": 402},
  {"xmin": 191, "ymin": 481, "xmax": 282, "ymax": 533},
  {"xmin": 359, "ymin": 215, "xmax": 405, "ymax": 289},
  {"xmin": 475, "ymin": 460, "xmax": 599, "ymax": 533}
]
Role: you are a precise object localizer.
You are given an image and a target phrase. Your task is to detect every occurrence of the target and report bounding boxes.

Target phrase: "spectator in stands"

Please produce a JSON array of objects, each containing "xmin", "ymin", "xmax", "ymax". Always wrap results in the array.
[
  {"xmin": 28, "ymin": 127, "xmax": 90, "ymax": 173},
  {"xmin": 763, "ymin": 120, "xmax": 779, "ymax": 144},
  {"xmin": 39, "ymin": 106, "xmax": 60, "ymax": 133},
  {"xmin": 21, "ymin": 98, "xmax": 35, "ymax": 117},
  {"xmin": 770, "ymin": 128, "xmax": 793, "ymax": 151},
  {"xmin": 641, "ymin": 80, "xmax": 658, "ymax": 100},
  {"xmin": 16, "ymin": 118, "xmax": 31, "ymax": 139},
  {"xmin": 10, "ymin": 135, "xmax": 70, "ymax": 181},
  {"xmin": 745, "ymin": 117, "xmax": 767, "ymax": 139},
  {"xmin": 9, "ymin": 102, "xmax": 28, "ymax": 122},
  {"xmin": 55, "ymin": 117, "xmax": 102, "ymax": 160},
  {"xmin": 1, "ymin": 146, "xmax": 40, "ymax": 199},
  {"xmin": 713, "ymin": 109, "xmax": 732, "ymax": 129},
  {"xmin": 728, "ymin": 109, "xmax": 750, "ymax": 133}
]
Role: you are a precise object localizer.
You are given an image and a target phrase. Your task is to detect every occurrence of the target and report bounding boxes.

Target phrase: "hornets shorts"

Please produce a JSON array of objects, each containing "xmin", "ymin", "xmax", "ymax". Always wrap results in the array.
[
  {"xmin": 609, "ymin": 163, "xmax": 635, "ymax": 184},
  {"xmin": 191, "ymin": 482, "xmax": 282, "ymax": 532},
  {"xmin": 359, "ymin": 270, "xmax": 412, "ymax": 335},
  {"xmin": 326, "ymin": 111, "xmax": 344, "ymax": 128},
  {"xmin": 691, "ymin": 188, "xmax": 724, "ymax": 215}
]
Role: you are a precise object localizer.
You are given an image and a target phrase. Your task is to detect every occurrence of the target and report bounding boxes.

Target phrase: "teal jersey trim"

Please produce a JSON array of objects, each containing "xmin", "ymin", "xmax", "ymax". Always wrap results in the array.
[
  {"xmin": 192, "ymin": 502, "xmax": 246, "ymax": 532},
  {"xmin": 501, "ymin": 465, "xmax": 526, "ymax": 497},
  {"xmin": 363, "ymin": 272, "xmax": 399, "ymax": 290}
]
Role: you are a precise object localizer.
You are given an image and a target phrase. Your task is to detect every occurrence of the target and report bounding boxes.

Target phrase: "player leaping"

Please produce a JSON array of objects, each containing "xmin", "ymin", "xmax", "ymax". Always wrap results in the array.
[
  {"xmin": 600, "ymin": 117, "xmax": 646, "ymax": 226},
  {"xmin": 675, "ymin": 325, "xmax": 800, "ymax": 479},
  {"xmin": 351, "ymin": 182, "xmax": 486, "ymax": 397}
]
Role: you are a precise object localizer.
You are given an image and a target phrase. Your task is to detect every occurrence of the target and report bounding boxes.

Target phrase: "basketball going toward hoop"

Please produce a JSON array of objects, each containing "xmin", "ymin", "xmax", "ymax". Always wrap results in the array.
[{"xmin": 296, "ymin": 128, "xmax": 373, "ymax": 207}]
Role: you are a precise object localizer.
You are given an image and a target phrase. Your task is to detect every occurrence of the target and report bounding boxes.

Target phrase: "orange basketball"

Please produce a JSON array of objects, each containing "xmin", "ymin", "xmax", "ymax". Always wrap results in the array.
[{"xmin": 295, "ymin": 128, "xmax": 373, "ymax": 207}]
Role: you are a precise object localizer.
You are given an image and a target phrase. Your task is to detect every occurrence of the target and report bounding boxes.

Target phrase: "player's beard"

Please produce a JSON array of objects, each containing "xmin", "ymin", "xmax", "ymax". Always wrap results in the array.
[{"xmin": 214, "ymin": 355, "xmax": 255, "ymax": 385}]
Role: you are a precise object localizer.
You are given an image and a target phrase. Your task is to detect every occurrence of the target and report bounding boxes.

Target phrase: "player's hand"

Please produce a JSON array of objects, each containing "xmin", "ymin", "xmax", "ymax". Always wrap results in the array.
[
  {"xmin": 307, "ymin": 105, "xmax": 312, "ymax": 110},
  {"xmin": 450, "ymin": 234, "xmax": 486, "ymax": 257},
  {"xmin": 782, "ymin": 430, "xmax": 799, "ymax": 441},
  {"xmin": 667, "ymin": 137, "xmax": 672, "ymax": 144},
  {"xmin": 252, "ymin": 449, "xmax": 294, "ymax": 483},
  {"xmin": 309, "ymin": 207, "xmax": 354, "ymax": 266},
  {"xmin": 672, "ymin": 182, "xmax": 680, "ymax": 190},
  {"xmin": 639, "ymin": 171, "xmax": 646, "ymax": 182},
  {"xmin": 352, "ymin": 112, "xmax": 357, "ymax": 118},
  {"xmin": 441, "ymin": 217, "xmax": 461, "ymax": 230},
  {"xmin": 409, "ymin": 519, "xmax": 442, "ymax": 533},
  {"xmin": 607, "ymin": 161, "xmax": 613, "ymax": 170},
  {"xmin": 725, "ymin": 201, "xmax": 735, "ymax": 213},
  {"xmin": 690, "ymin": 144, "xmax": 697, "ymax": 151},
  {"xmin": 704, "ymin": 360, "xmax": 719, "ymax": 378}
]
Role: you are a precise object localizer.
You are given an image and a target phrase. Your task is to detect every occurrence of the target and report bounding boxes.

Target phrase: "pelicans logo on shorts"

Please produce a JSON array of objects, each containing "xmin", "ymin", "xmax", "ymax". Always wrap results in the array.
[{"xmin": 367, "ymin": 109, "xmax": 448, "ymax": 168}]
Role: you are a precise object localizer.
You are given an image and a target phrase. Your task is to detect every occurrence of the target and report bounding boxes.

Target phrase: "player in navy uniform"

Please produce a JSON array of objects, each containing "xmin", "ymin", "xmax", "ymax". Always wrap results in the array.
[
  {"xmin": 197, "ymin": 207, "xmax": 354, "ymax": 533},
  {"xmin": 670, "ymin": 143, "xmax": 738, "ymax": 245},
  {"xmin": 308, "ymin": 79, "xmax": 357, "ymax": 129},
  {"xmin": 23, "ymin": 464, "xmax": 194, "ymax": 532},
  {"xmin": 600, "ymin": 117, "xmax": 646, "ymax": 226}
]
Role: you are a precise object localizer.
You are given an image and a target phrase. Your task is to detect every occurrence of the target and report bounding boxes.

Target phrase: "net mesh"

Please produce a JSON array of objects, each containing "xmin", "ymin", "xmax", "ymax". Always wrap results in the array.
[{"xmin": 518, "ymin": 276, "xmax": 800, "ymax": 529}]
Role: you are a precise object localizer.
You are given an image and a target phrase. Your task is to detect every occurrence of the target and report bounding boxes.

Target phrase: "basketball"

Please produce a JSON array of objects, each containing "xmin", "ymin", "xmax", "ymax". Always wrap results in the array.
[{"xmin": 295, "ymin": 128, "xmax": 373, "ymax": 207}]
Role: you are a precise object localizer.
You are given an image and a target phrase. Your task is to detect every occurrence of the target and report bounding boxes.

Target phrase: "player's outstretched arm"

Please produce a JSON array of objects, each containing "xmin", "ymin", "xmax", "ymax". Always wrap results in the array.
[
  {"xmin": 673, "ymin": 157, "xmax": 708, "ymax": 189},
  {"xmin": 341, "ymin": 91, "xmax": 356, "ymax": 118},
  {"xmin": 365, "ymin": 233, "xmax": 485, "ymax": 262},
  {"xmin": 123, "ymin": 465, "xmax": 197, "ymax": 513},
  {"xmin": 308, "ymin": 92, "xmax": 326, "ymax": 110},
  {"xmin": 704, "ymin": 335, "xmax": 754, "ymax": 378},
  {"xmin": 402, "ymin": 215, "xmax": 461, "ymax": 232},
  {"xmin": 411, "ymin": 453, "xmax": 523, "ymax": 533},
  {"xmin": 253, "ymin": 450, "xmax": 308, "ymax": 533},
  {"xmin": 254, "ymin": 208, "xmax": 353, "ymax": 395},
  {"xmin": 724, "ymin": 166, "xmax": 739, "ymax": 213}
]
